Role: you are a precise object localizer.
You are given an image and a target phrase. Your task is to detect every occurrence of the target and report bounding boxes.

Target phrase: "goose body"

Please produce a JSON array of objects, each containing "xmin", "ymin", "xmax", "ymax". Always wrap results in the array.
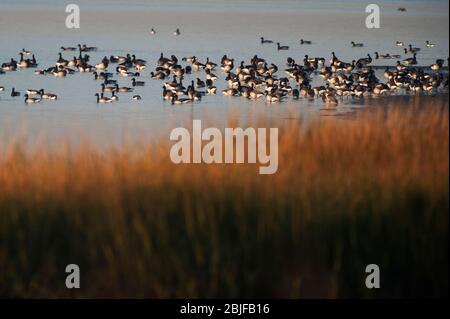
[
  {"xmin": 408, "ymin": 44, "xmax": 421, "ymax": 53},
  {"xmin": 131, "ymin": 78, "xmax": 145, "ymax": 87},
  {"xmin": 101, "ymin": 84, "xmax": 116, "ymax": 93},
  {"xmin": 95, "ymin": 93, "xmax": 112, "ymax": 103},
  {"xmin": 277, "ymin": 43, "xmax": 289, "ymax": 50},
  {"xmin": 430, "ymin": 59, "xmax": 444, "ymax": 71},
  {"xmin": 260, "ymin": 37, "xmax": 273, "ymax": 44},
  {"xmin": 79, "ymin": 44, "xmax": 98, "ymax": 52},
  {"xmin": 402, "ymin": 53, "xmax": 417, "ymax": 65},
  {"xmin": 115, "ymin": 84, "xmax": 134, "ymax": 92},
  {"xmin": 351, "ymin": 41, "xmax": 364, "ymax": 47},
  {"xmin": 53, "ymin": 66, "xmax": 67, "ymax": 77},
  {"xmin": 26, "ymin": 89, "xmax": 40, "ymax": 95},
  {"xmin": 426, "ymin": 41, "xmax": 435, "ymax": 48},
  {"xmin": 40, "ymin": 89, "xmax": 57, "ymax": 100},
  {"xmin": 11, "ymin": 88, "xmax": 20, "ymax": 97},
  {"xmin": 110, "ymin": 92, "xmax": 119, "ymax": 101},
  {"xmin": 61, "ymin": 46, "xmax": 77, "ymax": 51},
  {"xmin": 24, "ymin": 94, "xmax": 41, "ymax": 104}
]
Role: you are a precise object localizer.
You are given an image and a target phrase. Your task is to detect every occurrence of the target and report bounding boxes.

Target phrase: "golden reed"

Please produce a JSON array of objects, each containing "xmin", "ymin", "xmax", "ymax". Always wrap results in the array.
[{"xmin": 0, "ymin": 96, "xmax": 448, "ymax": 298}]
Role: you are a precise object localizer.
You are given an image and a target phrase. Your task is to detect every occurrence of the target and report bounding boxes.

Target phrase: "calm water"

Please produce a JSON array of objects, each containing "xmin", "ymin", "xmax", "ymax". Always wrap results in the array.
[{"xmin": 0, "ymin": 0, "xmax": 448, "ymax": 148}]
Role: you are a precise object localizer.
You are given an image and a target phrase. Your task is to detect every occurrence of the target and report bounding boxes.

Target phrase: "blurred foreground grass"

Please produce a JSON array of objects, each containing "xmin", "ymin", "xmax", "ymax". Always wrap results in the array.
[{"xmin": 0, "ymin": 97, "xmax": 448, "ymax": 298}]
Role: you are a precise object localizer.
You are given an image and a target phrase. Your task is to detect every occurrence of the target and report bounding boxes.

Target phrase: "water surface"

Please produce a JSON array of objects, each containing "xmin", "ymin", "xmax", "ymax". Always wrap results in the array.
[{"xmin": 0, "ymin": 0, "xmax": 448, "ymax": 147}]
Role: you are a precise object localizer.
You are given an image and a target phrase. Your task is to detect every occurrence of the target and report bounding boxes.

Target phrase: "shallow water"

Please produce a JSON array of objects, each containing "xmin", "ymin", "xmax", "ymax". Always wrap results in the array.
[{"xmin": 0, "ymin": 0, "xmax": 448, "ymax": 148}]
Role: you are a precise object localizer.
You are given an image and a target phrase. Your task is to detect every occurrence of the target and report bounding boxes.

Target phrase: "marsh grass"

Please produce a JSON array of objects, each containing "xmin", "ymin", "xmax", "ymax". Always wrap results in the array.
[{"xmin": 0, "ymin": 97, "xmax": 448, "ymax": 298}]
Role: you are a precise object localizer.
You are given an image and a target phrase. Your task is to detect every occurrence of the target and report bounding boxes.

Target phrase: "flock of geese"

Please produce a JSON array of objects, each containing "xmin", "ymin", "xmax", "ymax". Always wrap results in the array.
[{"xmin": 0, "ymin": 36, "xmax": 448, "ymax": 106}]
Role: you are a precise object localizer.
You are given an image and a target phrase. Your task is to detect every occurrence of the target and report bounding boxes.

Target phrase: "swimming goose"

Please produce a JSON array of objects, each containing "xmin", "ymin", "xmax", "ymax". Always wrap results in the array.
[
  {"xmin": 396, "ymin": 41, "xmax": 404, "ymax": 46},
  {"xmin": 21, "ymin": 48, "xmax": 32, "ymax": 55},
  {"xmin": 110, "ymin": 55, "xmax": 127, "ymax": 64},
  {"xmin": 132, "ymin": 95, "xmax": 141, "ymax": 100},
  {"xmin": 205, "ymin": 69, "xmax": 217, "ymax": 81},
  {"xmin": 157, "ymin": 53, "xmax": 173, "ymax": 67},
  {"xmin": 174, "ymin": 28, "xmax": 180, "ymax": 36},
  {"xmin": 431, "ymin": 59, "xmax": 443, "ymax": 71},
  {"xmin": 132, "ymin": 55, "xmax": 147, "ymax": 66},
  {"xmin": 396, "ymin": 61, "xmax": 407, "ymax": 71},
  {"xmin": 95, "ymin": 93, "xmax": 112, "ymax": 103},
  {"xmin": 221, "ymin": 61, "xmax": 234, "ymax": 73},
  {"xmin": 115, "ymin": 84, "xmax": 134, "ymax": 92},
  {"xmin": 170, "ymin": 64, "xmax": 184, "ymax": 77},
  {"xmin": 205, "ymin": 58, "xmax": 217, "ymax": 70},
  {"xmin": 131, "ymin": 78, "xmax": 145, "ymax": 87},
  {"xmin": 151, "ymin": 71, "xmax": 166, "ymax": 80},
  {"xmin": 78, "ymin": 63, "xmax": 95, "ymax": 73},
  {"xmin": 183, "ymin": 65, "xmax": 192, "ymax": 74},
  {"xmin": 67, "ymin": 56, "xmax": 78, "ymax": 67},
  {"xmin": 196, "ymin": 78, "xmax": 206, "ymax": 88},
  {"xmin": 170, "ymin": 94, "xmax": 190, "ymax": 105},
  {"xmin": 61, "ymin": 46, "xmax": 77, "ymax": 52},
  {"xmin": 95, "ymin": 59, "xmax": 109, "ymax": 70},
  {"xmin": 426, "ymin": 40, "xmax": 435, "ymax": 48},
  {"xmin": 111, "ymin": 91, "xmax": 119, "ymax": 101},
  {"xmin": 164, "ymin": 76, "xmax": 184, "ymax": 91},
  {"xmin": 408, "ymin": 44, "xmax": 421, "ymax": 53},
  {"xmin": 101, "ymin": 84, "xmax": 116, "ymax": 93},
  {"xmin": 56, "ymin": 53, "xmax": 68, "ymax": 67},
  {"xmin": 162, "ymin": 86, "xmax": 173, "ymax": 100},
  {"xmin": 53, "ymin": 66, "xmax": 68, "ymax": 77},
  {"xmin": 39, "ymin": 89, "xmax": 57, "ymax": 100},
  {"xmin": 322, "ymin": 92, "xmax": 338, "ymax": 105},
  {"xmin": 191, "ymin": 58, "xmax": 205, "ymax": 71},
  {"xmin": 374, "ymin": 52, "xmax": 390, "ymax": 59},
  {"xmin": 11, "ymin": 88, "xmax": 20, "ymax": 97},
  {"xmin": 277, "ymin": 43, "xmax": 289, "ymax": 50},
  {"xmin": 300, "ymin": 39, "xmax": 312, "ymax": 45},
  {"xmin": 118, "ymin": 69, "xmax": 140, "ymax": 77},
  {"xmin": 2, "ymin": 59, "xmax": 17, "ymax": 71},
  {"xmin": 93, "ymin": 71, "xmax": 106, "ymax": 80},
  {"xmin": 372, "ymin": 83, "xmax": 389, "ymax": 95},
  {"xmin": 24, "ymin": 94, "xmax": 41, "ymax": 104},
  {"xmin": 265, "ymin": 91, "xmax": 281, "ymax": 103},
  {"xmin": 26, "ymin": 89, "xmax": 41, "ymax": 95},
  {"xmin": 79, "ymin": 44, "xmax": 98, "ymax": 52},
  {"xmin": 221, "ymin": 55, "xmax": 234, "ymax": 66},
  {"xmin": 384, "ymin": 67, "xmax": 394, "ymax": 79},
  {"xmin": 222, "ymin": 87, "xmax": 239, "ymax": 96},
  {"xmin": 402, "ymin": 53, "xmax": 417, "ymax": 65},
  {"xmin": 206, "ymin": 79, "xmax": 217, "ymax": 94},
  {"xmin": 150, "ymin": 28, "xmax": 156, "ymax": 35},
  {"xmin": 17, "ymin": 53, "xmax": 32, "ymax": 68},
  {"xmin": 356, "ymin": 54, "xmax": 372, "ymax": 67},
  {"xmin": 351, "ymin": 41, "xmax": 364, "ymax": 47},
  {"xmin": 182, "ymin": 56, "xmax": 197, "ymax": 63},
  {"xmin": 0, "ymin": 86, "xmax": 4, "ymax": 92},
  {"xmin": 260, "ymin": 37, "xmax": 273, "ymax": 44}
]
